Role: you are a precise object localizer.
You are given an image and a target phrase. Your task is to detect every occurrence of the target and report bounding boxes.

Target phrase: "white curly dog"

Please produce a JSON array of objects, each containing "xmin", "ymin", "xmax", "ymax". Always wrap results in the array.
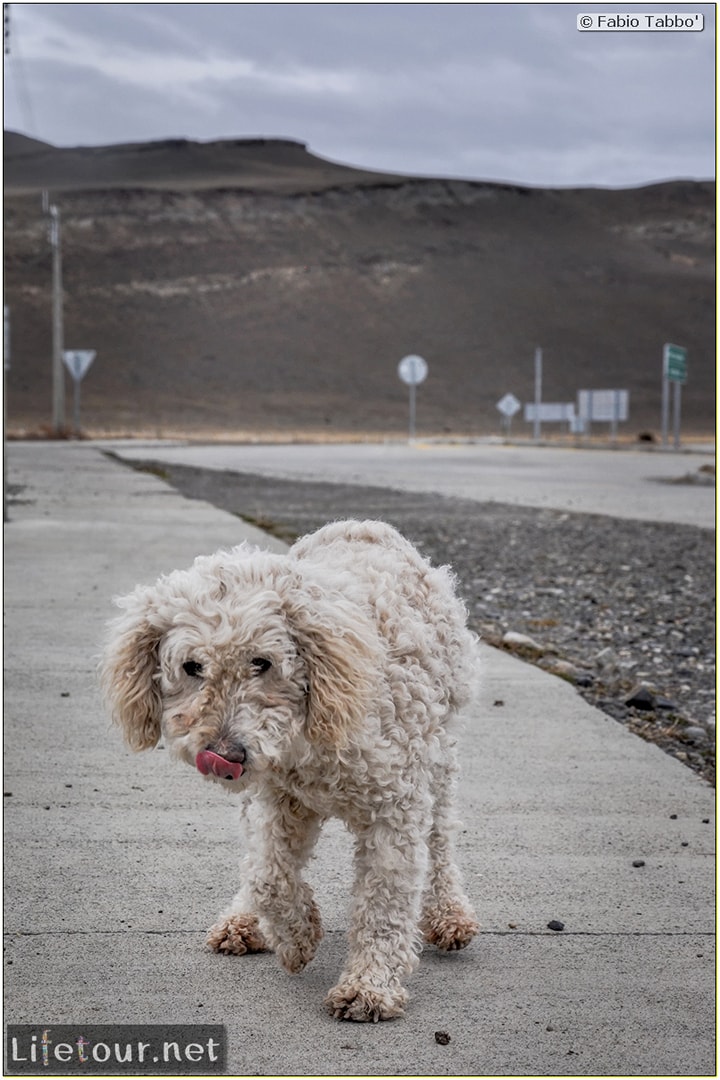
[{"xmin": 102, "ymin": 519, "xmax": 479, "ymax": 1022}]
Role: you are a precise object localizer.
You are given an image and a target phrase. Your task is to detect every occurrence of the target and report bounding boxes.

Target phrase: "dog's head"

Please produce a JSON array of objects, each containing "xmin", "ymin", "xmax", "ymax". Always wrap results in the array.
[{"xmin": 100, "ymin": 545, "xmax": 381, "ymax": 786}]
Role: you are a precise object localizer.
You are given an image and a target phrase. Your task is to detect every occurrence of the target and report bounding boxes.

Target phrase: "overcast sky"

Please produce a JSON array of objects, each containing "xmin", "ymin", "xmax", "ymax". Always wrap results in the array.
[{"xmin": 3, "ymin": 2, "xmax": 716, "ymax": 187}]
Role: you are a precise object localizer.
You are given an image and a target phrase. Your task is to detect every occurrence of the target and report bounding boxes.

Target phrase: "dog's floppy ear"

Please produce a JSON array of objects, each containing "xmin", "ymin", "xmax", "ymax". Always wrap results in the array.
[
  {"xmin": 284, "ymin": 581, "xmax": 381, "ymax": 750},
  {"xmin": 100, "ymin": 584, "xmax": 167, "ymax": 751}
]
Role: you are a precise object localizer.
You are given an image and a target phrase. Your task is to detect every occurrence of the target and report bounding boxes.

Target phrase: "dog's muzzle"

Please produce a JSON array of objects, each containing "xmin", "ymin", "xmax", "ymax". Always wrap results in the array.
[{"xmin": 196, "ymin": 749, "xmax": 244, "ymax": 781}]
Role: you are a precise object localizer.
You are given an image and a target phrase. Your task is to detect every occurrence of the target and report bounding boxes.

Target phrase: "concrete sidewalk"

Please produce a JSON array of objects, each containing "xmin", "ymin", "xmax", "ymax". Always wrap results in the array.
[{"xmin": 4, "ymin": 441, "xmax": 715, "ymax": 1076}]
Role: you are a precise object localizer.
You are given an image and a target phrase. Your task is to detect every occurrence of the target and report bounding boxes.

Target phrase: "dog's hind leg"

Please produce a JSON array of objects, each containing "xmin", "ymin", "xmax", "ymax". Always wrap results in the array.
[
  {"xmin": 208, "ymin": 792, "xmax": 324, "ymax": 973},
  {"xmin": 419, "ymin": 748, "xmax": 479, "ymax": 951}
]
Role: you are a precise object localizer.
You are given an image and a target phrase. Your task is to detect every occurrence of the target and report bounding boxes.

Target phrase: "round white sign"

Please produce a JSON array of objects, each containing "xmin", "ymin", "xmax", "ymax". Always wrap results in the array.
[{"xmin": 398, "ymin": 354, "xmax": 428, "ymax": 386}]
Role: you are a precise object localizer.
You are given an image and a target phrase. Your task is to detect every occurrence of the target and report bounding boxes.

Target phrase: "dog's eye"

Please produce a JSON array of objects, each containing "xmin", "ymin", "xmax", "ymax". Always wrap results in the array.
[
  {"xmin": 251, "ymin": 657, "xmax": 272, "ymax": 674},
  {"xmin": 182, "ymin": 660, "xmax": 204, "ymax": 678}
]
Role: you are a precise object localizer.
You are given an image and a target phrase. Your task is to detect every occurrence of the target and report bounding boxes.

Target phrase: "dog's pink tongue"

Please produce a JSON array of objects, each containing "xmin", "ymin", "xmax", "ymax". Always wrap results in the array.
[{"xmin": 196, "ymin": 750, "xmax": 243, "ymax": 781}]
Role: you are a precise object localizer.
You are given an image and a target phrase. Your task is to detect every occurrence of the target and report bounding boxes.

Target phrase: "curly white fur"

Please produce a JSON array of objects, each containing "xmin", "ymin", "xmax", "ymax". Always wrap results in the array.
[{"xmin": 101, "ymin": 519, "xmax": 479, "ymax": 1022}]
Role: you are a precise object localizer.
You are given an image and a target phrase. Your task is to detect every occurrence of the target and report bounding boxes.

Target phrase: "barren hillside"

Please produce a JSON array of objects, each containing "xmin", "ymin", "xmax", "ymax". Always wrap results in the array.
[{"xmin": 4, "ymin": 132, "xmax": 714, "ymax": 438}]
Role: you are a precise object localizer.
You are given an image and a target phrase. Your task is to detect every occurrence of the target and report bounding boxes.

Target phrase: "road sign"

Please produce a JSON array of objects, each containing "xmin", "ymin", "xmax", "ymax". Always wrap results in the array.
[
  {"xmin": 577, "ymin": 389, "xmax": 629, "ymax": 422},
  {"xmin": 496, "ymin": 393, "xmax": 521, "ymax": 418},
  {"xmin": 63, "ymin": 350, "xmax": 96, "ymax": 434},
  {"xmin": 662, "ymin": 344, "xmax": 687, "ymax": 448},
  {"xmin": 397, "ymin": 354, "xmax": 428, "ymax": 386},
  {"xmin": 397, "ymin": 355, "xmax": 427, "ymax": 441},
  {"xmin": 663, "ymin": 343, "xmax": 687, "ymax": 384},
  {"xmin": 63, "ymin": 349, "xmax": 95, "ymax": 381},
  {"xmin": 524, "ymin": 402, "xmax": 576, "ymax": 422}
]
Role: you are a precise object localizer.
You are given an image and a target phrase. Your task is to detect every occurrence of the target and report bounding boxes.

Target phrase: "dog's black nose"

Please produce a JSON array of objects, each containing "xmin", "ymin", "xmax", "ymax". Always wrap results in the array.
[{"xmin": 206, "ymin": 741, "xmax": 246, "ymax": 765}]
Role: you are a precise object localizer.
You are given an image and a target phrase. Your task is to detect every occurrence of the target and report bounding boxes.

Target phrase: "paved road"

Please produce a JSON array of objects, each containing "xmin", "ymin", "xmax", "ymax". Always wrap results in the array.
[
  {"xmin": 4, "ymin": 442, "xmax": 715, "ymax": 1076},
  {"xmin": 112, "ymin": 440, "xmax": 715, "ymax": 528}
]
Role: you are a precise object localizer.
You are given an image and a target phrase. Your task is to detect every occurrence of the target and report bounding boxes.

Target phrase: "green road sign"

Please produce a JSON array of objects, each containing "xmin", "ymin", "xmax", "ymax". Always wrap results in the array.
[{"xmin": 663, "ymin": 343, "xmax": 688, "ymax": 383}]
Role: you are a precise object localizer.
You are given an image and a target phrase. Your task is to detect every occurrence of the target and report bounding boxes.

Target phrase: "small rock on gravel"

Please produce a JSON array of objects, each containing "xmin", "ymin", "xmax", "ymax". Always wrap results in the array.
[
  {"xmin": 625, "ymin": 685, "xmax": 657, "ymax": 710},
  {"xmin": 684, "ymin": 726, "xmax": 709, "ymax": 745},
  {"xmin": 502, "ymin": 630, "xmax": 546, "ymax": 655}
]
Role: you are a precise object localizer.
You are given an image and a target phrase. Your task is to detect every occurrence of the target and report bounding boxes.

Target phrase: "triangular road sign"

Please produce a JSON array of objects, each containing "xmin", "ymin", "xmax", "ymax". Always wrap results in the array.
[{"xmin": 63, "ymin": 350, "xmax": 96, "ymax": 381}]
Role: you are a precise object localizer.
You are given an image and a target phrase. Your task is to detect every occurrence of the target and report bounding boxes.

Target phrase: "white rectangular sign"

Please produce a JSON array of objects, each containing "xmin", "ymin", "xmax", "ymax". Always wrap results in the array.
[
  {"xmin": 524, "ymin": 402, "xmax": 576, "ymax": 422},
  {"xmin": 577, "ymin": 389, "xmax": 629, "ymax": 422}
]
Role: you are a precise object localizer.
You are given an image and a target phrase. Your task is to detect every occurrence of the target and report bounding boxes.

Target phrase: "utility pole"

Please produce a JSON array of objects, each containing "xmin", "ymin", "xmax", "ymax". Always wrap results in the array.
[
  {"xmin": 4, "ymin": 304, "xmax": 9, "ymax": 522},
  {"xmin": 533, "ymin": 346, "xmax": 542, "ymax": 441},
  {"xmin": 49, "ymin": 203, "xmax": 65, "ymax": 433}
]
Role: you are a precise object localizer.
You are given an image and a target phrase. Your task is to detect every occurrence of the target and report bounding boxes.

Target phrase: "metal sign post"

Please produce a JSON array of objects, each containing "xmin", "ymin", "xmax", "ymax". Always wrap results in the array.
[
  {"xmin": 397, "ymin": 354, "xmax": 428, "ymax": 442},
  {"xmin": 662, "ymin": 344, "xmax": 687, "ymax": 449},
  {"xmin": 533, "ymin": 346, "xmax": 542, "ymax": 440},
  {"xmin": 63, "ymin": 350, "xmax": 96, "ymax": 434},
  {"xmin": 4, "ymin": 305, "xmax": 9, "ymax": 522},
  {"xmin": 49, "ymin": 205, "xmax": 65, "ymax": 434}
]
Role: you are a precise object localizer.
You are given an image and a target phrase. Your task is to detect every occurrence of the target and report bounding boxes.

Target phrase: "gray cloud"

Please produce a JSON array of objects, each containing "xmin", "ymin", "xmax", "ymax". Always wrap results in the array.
[{"xmin": 3, "ymin": 2, "xmax": 715, "ymax": 186}]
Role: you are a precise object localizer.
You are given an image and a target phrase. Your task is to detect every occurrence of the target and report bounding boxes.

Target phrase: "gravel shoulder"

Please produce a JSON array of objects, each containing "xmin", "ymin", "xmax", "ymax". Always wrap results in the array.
[{"xmin": 126, "ymin": 459, "xmax": 716, "ymax": 785}]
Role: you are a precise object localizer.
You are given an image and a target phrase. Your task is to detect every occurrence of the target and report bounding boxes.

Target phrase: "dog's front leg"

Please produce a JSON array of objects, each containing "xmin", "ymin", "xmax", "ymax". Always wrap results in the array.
[
  {"xmin": 326, "ymin": 812, "xmax": 428, "ymax": 1022},
  {"xmin": 208, "ymin": 791, "xmax": 324, "ymax": 974}
]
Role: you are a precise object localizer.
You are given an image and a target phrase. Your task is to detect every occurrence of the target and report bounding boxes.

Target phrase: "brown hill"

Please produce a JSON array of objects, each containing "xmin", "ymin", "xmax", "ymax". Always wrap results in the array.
[
  {"xmin": 4, "ymin": 133, "xmax": 715, "ymax": 438},
  {"xmin": 4, "ymin": 130, "xmax": 406, "ymax": 195}
]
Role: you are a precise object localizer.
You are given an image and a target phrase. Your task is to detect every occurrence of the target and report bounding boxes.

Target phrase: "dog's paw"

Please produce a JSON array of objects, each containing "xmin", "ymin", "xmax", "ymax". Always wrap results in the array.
[
  {"xmin": 421, "ymin": 902, "xmax": 479, "ymax": 951},
  {"xmin": 275, "ymin": 902, "xmax": 323, "ymax": 974},
  {"xmin": 325, "ymin": 981, "xmax": 408, "ymax": 1023},
  {"xmin": 207, "ymin": 913, "xmax": 268, "ymax": 956},
  {"xmin": 276, "ymin": 935, "xmax": 319, "ymax": 974}
]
